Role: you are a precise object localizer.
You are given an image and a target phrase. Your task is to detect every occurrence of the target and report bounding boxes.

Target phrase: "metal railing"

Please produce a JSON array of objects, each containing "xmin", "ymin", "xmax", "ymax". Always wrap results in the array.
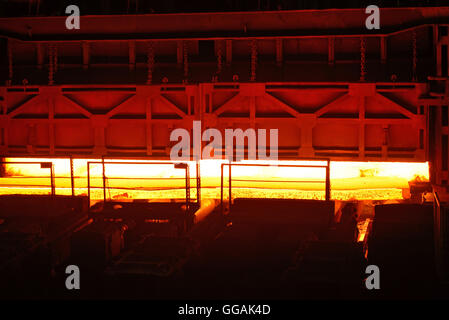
[
  {"xmin": 86, "ymin": 160, "xmax": 197, "ymax": 211},
  {"xmin": 220, "ymin": 160, "xmax": 331, "ymax": 215}
]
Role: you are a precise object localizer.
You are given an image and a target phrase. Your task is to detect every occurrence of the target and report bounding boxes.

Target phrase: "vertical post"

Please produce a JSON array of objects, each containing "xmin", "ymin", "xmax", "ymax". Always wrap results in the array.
[
  {"xmin": 184, "ymin": 164, "xmax": 191, "ymax": 234},
  {"xmin": 184, "ymin": 164, "xmax": 190, "ymax": 214},
  {"xmin": 196, "ymin": 161, "xmax": 201, "ymax": 206},
  {"xmin": 325, "ymin": 160, "xmax": 330, "ymax": 201},
  {"xmin": 87, "ymin": 162, "xmax": 91, "ymax": 209},
  {"xmin": 228, "ymin": 161, "xmax": 232, "ymax": 213},
  {"xmin": 382, "ymin": 125, "xmax": 389, "ymax": 159},
  {"xmin": 221, "ymin": 163, "xmax": 224, "ymax": 215},
  {"xmin": 102, "ymin": 157, "xmax": 106, "ymax": 203},
  {"xmin": 50, "ymin": 163, "xmax": 55, "ymax": 196},
  {"xmin": 70, "ymin": 156, "xmax": 75, "ymax": 197}
]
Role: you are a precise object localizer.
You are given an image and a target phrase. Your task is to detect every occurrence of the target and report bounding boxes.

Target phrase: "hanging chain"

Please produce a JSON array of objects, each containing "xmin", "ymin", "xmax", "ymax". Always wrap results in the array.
[
  {"xmin": 412, "ymin": 30, "xmax": 418, "ymax": 82},
  {"xmin": 8, "ymin": 40, "xmax": 13, "ymax": 81},
  {"xmin": 217, "ymin": 40, "xmax": 223, "ymax": 76},
  {"xmin": 250, "ymin": 39, "xmax": 257, "ymax": 82},
  {"xmin": 147, "ymin": 41, "xmax": 155, "ymax": 85},
  {"xmin": 48, "ymin": 44, "xmax": 54, "ymax": 85},
  {"xmin": 183, "ymin": 41, "xmax": 189, "ymax": 81},
  {"xmin": 360, "ymin": 37, "xmax": 366, "ymax": 82},
  {"xmin": 53, "ymin": 45, "xmax": 58, "ymax": 73}
]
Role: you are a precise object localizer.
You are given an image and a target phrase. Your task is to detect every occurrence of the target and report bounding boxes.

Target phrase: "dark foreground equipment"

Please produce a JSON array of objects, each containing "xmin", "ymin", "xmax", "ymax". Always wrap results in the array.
[{"xmin": 0, "ymin": 195, "xmax": 88, "ymax": 297}]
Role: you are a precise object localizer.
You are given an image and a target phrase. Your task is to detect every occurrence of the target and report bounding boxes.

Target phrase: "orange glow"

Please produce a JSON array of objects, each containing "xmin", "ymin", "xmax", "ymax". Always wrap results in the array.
[
  {"xmin": 144, "ymin": 219, "xmax": 170, "ymax": 224},
  {"xmin": 357, "ymin": 219, "xmax": 371, "ymax": 243},
  {"xmin": 0, "ymin": 158, "xmax": 429, "ymax": 202}
]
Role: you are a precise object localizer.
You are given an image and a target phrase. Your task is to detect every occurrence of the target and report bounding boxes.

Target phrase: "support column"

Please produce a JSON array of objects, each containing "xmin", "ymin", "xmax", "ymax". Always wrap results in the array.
[
  {"xmin": 26, "ymin": 124, "xmax": 36, "ymax": 154},
  {"xmin": 249, "ymin": 96, "xmax": 256, "ymax": 129},
  {"xmin": 91, "ymin": 115, "xmax": 108, "ymax": 155},
  {"xmin": 382, "ymin": 125, "xmax": 389, "ymax": 160},
  {"xmin": 297, "ymin": 115, "xmax": 316, "ymax": 157}
]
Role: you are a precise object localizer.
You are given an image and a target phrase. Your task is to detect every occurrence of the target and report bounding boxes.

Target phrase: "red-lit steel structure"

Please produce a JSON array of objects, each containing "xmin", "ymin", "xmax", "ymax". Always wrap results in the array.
[
  {"xmin": 0, "ymin": 8, "xmax": 449, "ymax": 162},
  {"xmin": 0, "ymin": 8, "xmax": 447, "ymax": 167},
  {"xmin": 1, "ymin": 7, "xmax": 449, "ymax": 294}
]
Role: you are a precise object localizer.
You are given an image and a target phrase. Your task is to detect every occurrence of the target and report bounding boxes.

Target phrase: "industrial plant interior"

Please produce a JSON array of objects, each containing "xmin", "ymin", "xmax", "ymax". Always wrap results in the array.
[{"xmin": 1, "ymin": 0, "xmax": 449, "ymax": 302}]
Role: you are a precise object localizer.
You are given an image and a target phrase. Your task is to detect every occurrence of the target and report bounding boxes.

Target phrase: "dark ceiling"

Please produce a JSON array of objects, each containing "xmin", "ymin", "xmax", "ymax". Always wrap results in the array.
[{"xmin": 0, "ymin": 0, "xmax": 448, "ymax": 17}]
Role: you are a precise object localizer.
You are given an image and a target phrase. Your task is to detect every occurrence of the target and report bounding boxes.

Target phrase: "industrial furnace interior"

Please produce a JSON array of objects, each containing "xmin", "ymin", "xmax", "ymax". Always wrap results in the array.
[{"xmin": 0, "ymin": 0, "xmax": 449, "ymax": 306}]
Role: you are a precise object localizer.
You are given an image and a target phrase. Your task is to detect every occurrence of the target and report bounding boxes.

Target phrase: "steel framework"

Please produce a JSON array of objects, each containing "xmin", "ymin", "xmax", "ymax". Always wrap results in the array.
[{"xmin": 0, "ymin": 7, "xmax": 447, "ymax": 182}]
